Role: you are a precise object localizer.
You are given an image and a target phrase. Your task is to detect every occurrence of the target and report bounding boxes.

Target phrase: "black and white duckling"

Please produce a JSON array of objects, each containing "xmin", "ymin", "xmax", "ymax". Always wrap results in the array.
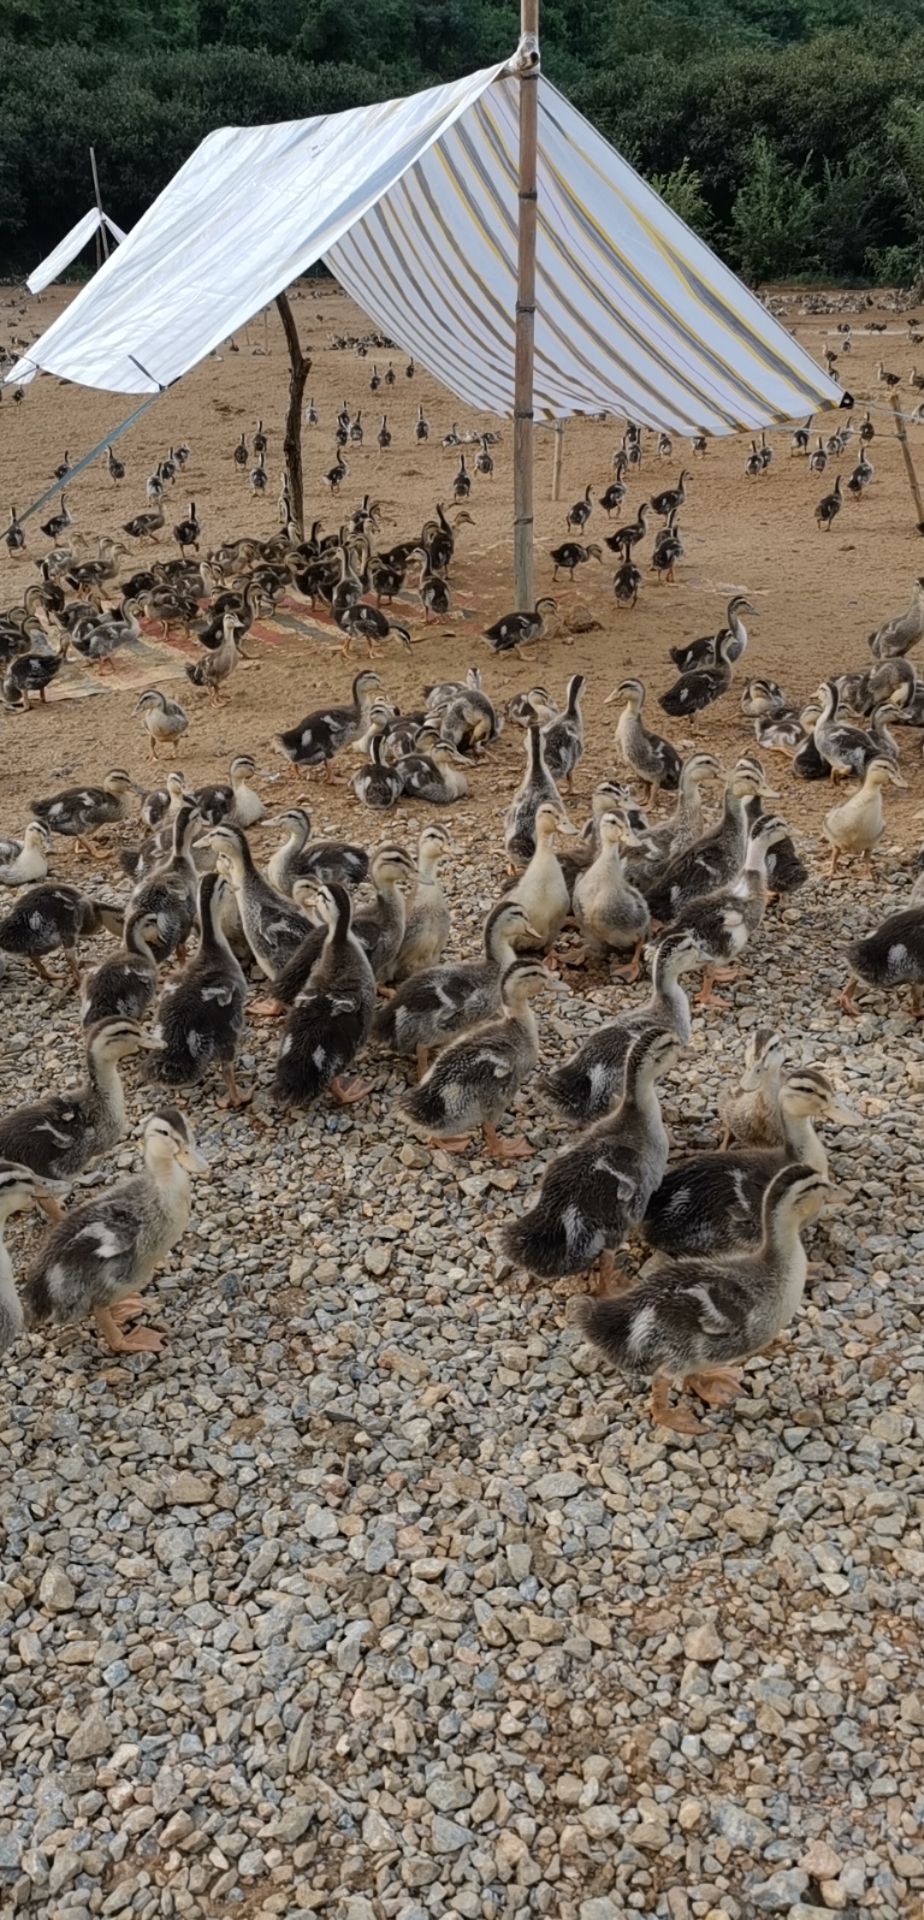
[
  {"xmin": 374, "ymin": 900, "xmax": 537, "ymax": 1080},
  {"xmin": 867, "ymin": 657, "xmax": 924, "ymax": 726},
  {"xmin": 570, "ymin": 1163, "xmax": 830, "ymax": 1435},
  {"xmin": 792, "ymin": 704, "xmax": 828, "ymax": 780},
  {"xmin": 743, "ymin": 795, "xmax": 807, "ymax": 894},
  {"xmin": 352, "ymin": 733, "xmax": 405, "ymax": 809},
  {"xmin": 549, "ymin": 541, "xmax": 602, "ymax": 582},
  {"xmin": 24, "ymin": 1107, "xmax": 207, "ymax": 1355},
  {"xmin": 500, "ymin": 1028, "xmax": 679, "ymax": 1287},
  {"xmin": 669, "ymin": 596, "xmax": 756, "ymax": 674},
  {"xmin": 0, "ymin": 1017, "xmax": 161, "ymax": 1180},
  {"xmin": 547, "ymin": 929, "xmax": 703, "ymax": 1124},
  {"xmin": 506, "ymin": 802, "xmax": 574, "ymax": 953},
  {"xmin": 650, "ymin": 468, "xmax": 689, "ymax": 519},
  {"xmin": 541, "ymin": 674, "xmax": 585, "ymax": 790},
  {"xmin": 0, "ymin": 822, "xmax": 50, "ymax": 888},
  {"xmin": 31, "ymin": 768, "xmax": 137, "ymax": 858},
  {"xmin": 273, "ymin": 884, "xmax": 376, "ymax": 1107},
  {"xmin": 504, "ymin": 724, "xmax": 568, "ymax": 868},
  {"xmin": 393, "ymin": 825, "xmax": 452, "ymax": 980},
  {"xmin": 572, "ymin": 811, "xmax": 650, "ymax": 976},
  {"xmin": 823, "ymin": 757, "xmax": 906, "ymax": 876},
  {"xmin": 438, "ymin": 671, "xmax": 503, "ymax": 755},
  {"xmin": 81, "ymin": 912, "xmax": 161, "ymax": 1026},
  {"xmin": 867, "ymin": 576, "xmax": 924, "ymax": 661},
  {"xmin": 2, "ymin": 647, "xmax": 65, "ymax": 708},
  {"xmin": 0, "ymin": 885, "xmax": 122, "ymax": 987},
  {"xmin": 606, "ymin": 502, "xmax": 650, "ymax": 560},
  {"xmin": 0, "ymin": 1163, "xmax": 64, "ymax": 1358},
  {"xmin": 643, "ymin": 1067, "xmax": 858, "ymax": 1258},
  {"xmin": 338, "ymin": 600, "xmax": 412, "ymax": 657},
  {"xmin": 740, "ymin": 675, "xmax": 787, "ymax": 719},
  {"xmin": 841, "ymin": 900, "xmax": 924, "ymax": 1016},
  {"xmin": 146, "ymin": 873, "xmax": 250, "ymax": 1107},
  {"xmin": 128, "ymin": 800, "xmax": 200, "ymax": 962},
  {"xmin": 613, "ymin": 560, "xmax": 643, "ymax": 608},
  {"xmin": 395, "ymin": 739, "xmax": 469, "ymax": 805},
  {"xmin": 717, "ymin": 1028, "xmax": 786, "ymax": 1148},
  {"xmin": 646, "ymin": 762, "xmax": 773, "ymax": 923},
  {"xmin": 135, "ymin": 688, "xmax": 189, "ymax": 757},
  {"xmin": 669, "ymin": 813, "xmax": 788, "ymax": 1006},
  {"xmin": 265, "ymin": 808, "xmax": 368, "ymax": 896},
  {"xmin": 400, "ymin": 958, "xmax": 549, "ymax": 1160},
  {"xmin": 659, "ymin": 629, "xmax": 739, "ymax": 717},
  {"xmin": 201, "ymin": 821, "xmax": 313, "ymax": 977},
  {"xmin": 754, "ymin": 705, "xmax": 808, "ymax": 755},
  {"xmin": 351, "ymin": 698, "xmax": 399, "ymax": 758},
  {"xmin": 276, "ymin": 671, "xmax": 381, "ymax": 780},
  {"xmin": 139, "ymin": 770, "xmax": 190, "ymax": 835},
  {"xmin": 507, "ymin": 686, "xmax": 559, "ymax": 729},
  {"xmin": 484, "ymin": 598, "xmax": 557, "ymax": 657},
  {"xmin": 605, "ymin": 676, "xmax": 682, "ymax": 804},
  {"xmin": 255, "ymin": 844, "xmax": 414, "ymax": 1017},
  {"xmin": 185, "ymin": 611, "xmax": 243, "ymax": 701},
  {"xmin": 815, "ymin": 474, "xmax": 843, "ymax": 530}
]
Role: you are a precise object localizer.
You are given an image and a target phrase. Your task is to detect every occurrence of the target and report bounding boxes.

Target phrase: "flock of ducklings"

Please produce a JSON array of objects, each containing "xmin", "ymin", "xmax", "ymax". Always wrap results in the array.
[{"xmin": 2, "ymin": 526, "xmax": 923, "ymax": 1434}]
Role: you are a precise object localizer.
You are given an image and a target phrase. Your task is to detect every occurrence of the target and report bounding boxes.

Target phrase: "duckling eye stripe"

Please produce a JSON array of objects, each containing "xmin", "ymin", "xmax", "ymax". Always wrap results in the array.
[{"xmin": 9, "ymin": 68, "xmax": 836, "ymax": 435}]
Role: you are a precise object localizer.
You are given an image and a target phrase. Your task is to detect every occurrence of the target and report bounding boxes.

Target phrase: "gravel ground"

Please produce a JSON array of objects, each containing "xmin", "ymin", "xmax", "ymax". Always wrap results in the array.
[{"xmin": 1, "ymin": 768, "xmax": 923, "ymax": 1920}]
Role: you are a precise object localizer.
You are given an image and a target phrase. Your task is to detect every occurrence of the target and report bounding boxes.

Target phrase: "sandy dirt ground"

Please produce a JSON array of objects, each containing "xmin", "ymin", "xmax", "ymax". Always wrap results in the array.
[{"xmin": 1, "ymin": 277, "xmax": 923, "ymax": 861}]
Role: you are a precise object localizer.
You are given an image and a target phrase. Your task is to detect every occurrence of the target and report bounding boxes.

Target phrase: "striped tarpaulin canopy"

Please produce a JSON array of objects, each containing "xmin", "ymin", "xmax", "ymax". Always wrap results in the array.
[{"xmin": 8, "ymin": 65, "xmax": 840, "ymax": 434}]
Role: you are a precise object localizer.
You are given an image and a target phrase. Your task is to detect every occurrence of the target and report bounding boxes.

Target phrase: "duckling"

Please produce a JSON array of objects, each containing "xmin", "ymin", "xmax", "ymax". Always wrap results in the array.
[
  {"xmin": 600, "ymin": 478, "xmax": 627, "ymax": 516},
  {"xmin": 717, "ymin": 1029, "xmax": 786, "ymax": 1149},
  {"xmin": 265, "ymin": 808, "xmax": 369, "ymax": 896},
  {"xmin": 276, "ymin": 671, "xmax": 381, "ymax": 781},
  {"xmin": 540, "ymin": 674, "xmax": 585, "ymax": 790},
  {"xmin": 122, "ymin": 507, "xmax": 165, "ymax": 542},
  {"xmin": 605, "ymin": 677, "xmax": 682, "ymax": 804},
  {"xmin": 273, "ymin": 884, "xmax": 377, "ymax": 1107},
  {"xmin": 0, "ymin": 885, "xmax": 122, "ymax": 987},
  {"xmin": 135, "ymin": 689, "xmax": 189, "ymax": 759},
  {"xmin": 755, "ymin": 705, "xmax": 807, "ymax": 754},
  {"xmin": 374, "ymin": 900, "xmax": 538, "ymax": 1079},
  {"xmin": 549, "ymin": 541, "xmax": 602, "ymax": 582},
  {"xmin": 408, "ymin": 546, "xmax": 451, "ymax": 622},
  {"xmin": 226, "ymin": 753, "xmax": 265, "ymax": 828},
  {"xmin": 565, "ymin": 485, "xmax": 594, "ymax": 532},
  {"xmin": 128, "ymin": 801, "xmax": 200, "ymax": 962},
  {"xmin": 505, "ymin": 725, "xmax": 568, "ymax": 867},
  {"xmin": 173, "ymin": 500, "xmax": 200, "ymax": 554},
  {"xmin": 867, "ymin": 657, "xmax": 924, "ymax": 725},
  {"xmin": 0, "ymin": 1163, "xmax": 64, "ymax": 1357},
  {"xmin": 659, "ymin": 629, "xmax": 738, "ymax": 717},
  {"xmin": 2, "ymin": 647, "xmax": 65, "ymax": 708},
  {"xmin": 743, "ymin": 795, "xmax": 807, "ymax": 895},
  {"xmin": 808, "ymin": 436, "xmax": 827, "ymax": 474},
  {"xmin": 650, "ymin": 469, "xmax": 689, "ymax": 519},
  {"xmin": 500, "ymin": 1028, "xmax": 679, "ymax": 1287},
  {"xmin": 146, "ymin": 873, "xmax": 250, "ymax": 1107},
  {"xmin": 815, "ymin": 474, "xmax": 842, "ymax": 530},
  {"xmin": 40, "ymin": 492, "xmax": 73, "ymax": 542},
  {"xmin": 185, "ymin": 612, "xmax": 242, "ymax": 701},
  {"xmin": 644, "ymin": 1066, "xmax": 858, "ymax": 1258},
  {"xmin": 484, "ymin": 598, "xmax": 557, "ymax": 657},
  {"xmin": 740, "ymin": 678, "xmax": 786, "ymax": 720},
  {"xmin": 570, "ymin": 1163, "xmax": 830, "ymax": 1434},
  {"xmin": 438, "ymin": 670, "xmax": 502, "ymax": 755},
  {"xmin": 31, "ymin": 768, "xmax": 137, "ymax": 858},
  {"xmin": 671, "ymin": 597, "xmax": 757, "ymax": 674},
  {"xmin": 396, "ymin": 739, "xmax": 469, "ymax": 805},
  {"xmin": 0, "ymin": 822, "xmax": 50, "ymax": 888},
  {"xmin": 81, "ymin": 911, "xmax": 161, "ymax": 1027},
  {"xmin": 338, "ymin": 601, "xmax": 412, "ymax": 658},
  {"xmin": 647, "ymin": 763, "xmax": 773, "ymax": 923},
  {"xmin": 547, "ymin": 929, "xmax": 703, "ymax": 1124},
  {"xmin": 201, "ymin": 822, "xmax": 313, "ymax": 977},
  {"xmin": 400, "ymin": 959, "xmax": 549, "ymax": 1160},
  {"xmin": 824, "ymin": 757, "xmax": 906, "ymax": 875},
  {"xmin": 352, "ymin": 733, "xmax": 405, "ymax": 809},
  {"xmin": 507, "ymin": 686, "xmax": 559, "ymax": 729},
  {"xmin": 670, "ymin": 814, "xmax": 789, "ymax": 1006},
  {"xmin": 506, "ymin": 802, "xmax": 573, "ymax": 952},
  {"xmin": 840, "ymin": 900, "xmax": 924, "ymax": 1015},
  {"xmin": 867, "ymin": 576, "xmax": 924, "ymax": 661},
  {"xmin": 626, "ymin": 754, "xmax": 721, "ymax": 883},
  {"xmin": 744, "ymin": 440, "xmax": 763, "ymax": 478},
  {"xmin": 605, "ymin": 503, "xmax": 649, "ymax": 560},
  {"xmin": 134, "ymin": 770, "xmax": 190, "ymax": 839},
  {"xmin": 793, "ymin": 704, "xmax": 828, "ymax": 780},
  {"xmin": 393, "ymin": 825, "xmax": 452, "ymax": 980},
  {"xmin": 572, "ymin": 811, "xmax": 650, "ymax": 975},
  {"xmin": 0, "ymin": 1017, "xmax": 162, "ymax": 1180},
  {"xmin": 25, "ymin": 1107, "xmax": 207, "ymax": 1354},
  {"xmin": 256, "ymin": 844, "xmax": 414, "ymax": 1016}
]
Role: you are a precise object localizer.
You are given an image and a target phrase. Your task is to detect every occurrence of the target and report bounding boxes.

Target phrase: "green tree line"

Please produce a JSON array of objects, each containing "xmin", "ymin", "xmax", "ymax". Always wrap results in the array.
[{"xmin": 0, "ymin": 0, "xmax": 923, "ymax": 283}]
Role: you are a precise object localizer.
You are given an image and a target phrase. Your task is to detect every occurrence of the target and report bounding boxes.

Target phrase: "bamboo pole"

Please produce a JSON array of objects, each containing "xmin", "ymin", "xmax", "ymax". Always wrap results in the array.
[
  {"xmin": 551, "ymin": 419, "xmax": 564, "ymax": 501},
  {"xmin": 513, "ymin": 0, "xmax": 540, "ymax": 610},
  {"xmin": 890, "ymin": 391, "xmax": 924, "ymax": 535},
  {"xmin": 89, "ymin": 147, "xmax": 109, "ymax": 264},
  {"xmin": 276, "ymin": 290, "xmax": 312, "ymax": 538}
]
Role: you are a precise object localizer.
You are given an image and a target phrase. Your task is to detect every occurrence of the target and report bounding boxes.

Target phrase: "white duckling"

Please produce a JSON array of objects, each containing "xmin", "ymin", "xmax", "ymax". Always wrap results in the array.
[{"xmin": 823, "ymin": 757, "xmax": 906, "ymax": 876}]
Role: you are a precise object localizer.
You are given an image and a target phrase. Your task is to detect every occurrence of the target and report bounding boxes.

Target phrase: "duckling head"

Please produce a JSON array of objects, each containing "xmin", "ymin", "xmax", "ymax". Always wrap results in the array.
[{"xmin": 145, "ymin": 1107, "xmax": 209, "ymax": 1176}]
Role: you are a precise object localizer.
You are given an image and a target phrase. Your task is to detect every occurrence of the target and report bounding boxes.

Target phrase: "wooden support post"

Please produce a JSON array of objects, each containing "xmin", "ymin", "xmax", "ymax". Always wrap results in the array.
[
  {"xmin": 513, "ymin": 1, "xmax": 540, "ymax": 610},
  {"xmin": 276, "ymin": 291, "xmax": 312, "ymax": 539},
  {"xmin": 90, "ymin": 147, "xmax": 109, "ymax": 264},
  {"xmin": 551, "ymin": 418, "xmax": 564, "ymax": 501},
  {"xmin": 890, "ymin": 391, "xmax": 924, "ymax": 535}
]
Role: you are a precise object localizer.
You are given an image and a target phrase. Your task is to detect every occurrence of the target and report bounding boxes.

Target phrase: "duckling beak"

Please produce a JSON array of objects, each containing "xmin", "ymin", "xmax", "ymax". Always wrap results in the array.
[
  {"xmin": 890, "ymin": 771, "xmax": 909, "ymax": 788},
  {"xmin": 177, "ymin": 1143, "xmax": 209, "ymax": 1175},
  {"xmin": 827, "ymin": 1099, "xmax": 864, "ymax": 1127},
  {"xmin": 523, "ymin": 923, "xmax": 543, "ymax": 942},
  {"xmin": 602, "ymin": 685, "xmax": 628, "ymax": 705},
  {"xmin": 135, "ymin": 1032, "xmax": 166, "ymax": 1051}
]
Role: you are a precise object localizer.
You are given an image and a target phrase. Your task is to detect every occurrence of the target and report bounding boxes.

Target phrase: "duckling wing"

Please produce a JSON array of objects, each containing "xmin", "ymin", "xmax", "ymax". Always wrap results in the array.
[
  {"xmin": 502, "ymin": 1137, "xmax": 644, "ymax": 1280},
  {"xmin": 149, "ymin": 964, "xmax": 245, "ymax": 1080},
  {"xmin": 574, "ymin": 1259, "xmax": 752, "ymax": 1374},
  {"xmin": 642, "ymin": 1152, "xmax": 776, "ymax": 1256},
  {"xmin": 26, "ymin": 1186, "xmax": 145, "ymax": 1322}
]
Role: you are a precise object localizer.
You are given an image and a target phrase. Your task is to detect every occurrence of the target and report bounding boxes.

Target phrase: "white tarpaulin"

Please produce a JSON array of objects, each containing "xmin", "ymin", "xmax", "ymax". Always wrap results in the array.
[
  {"xmin": 9, "ymin": 64, "xmax": 840, "ymax": 434},
  {"xmin": 26, "ymin": 207, "xmax": 127, "ymax": 296}
]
